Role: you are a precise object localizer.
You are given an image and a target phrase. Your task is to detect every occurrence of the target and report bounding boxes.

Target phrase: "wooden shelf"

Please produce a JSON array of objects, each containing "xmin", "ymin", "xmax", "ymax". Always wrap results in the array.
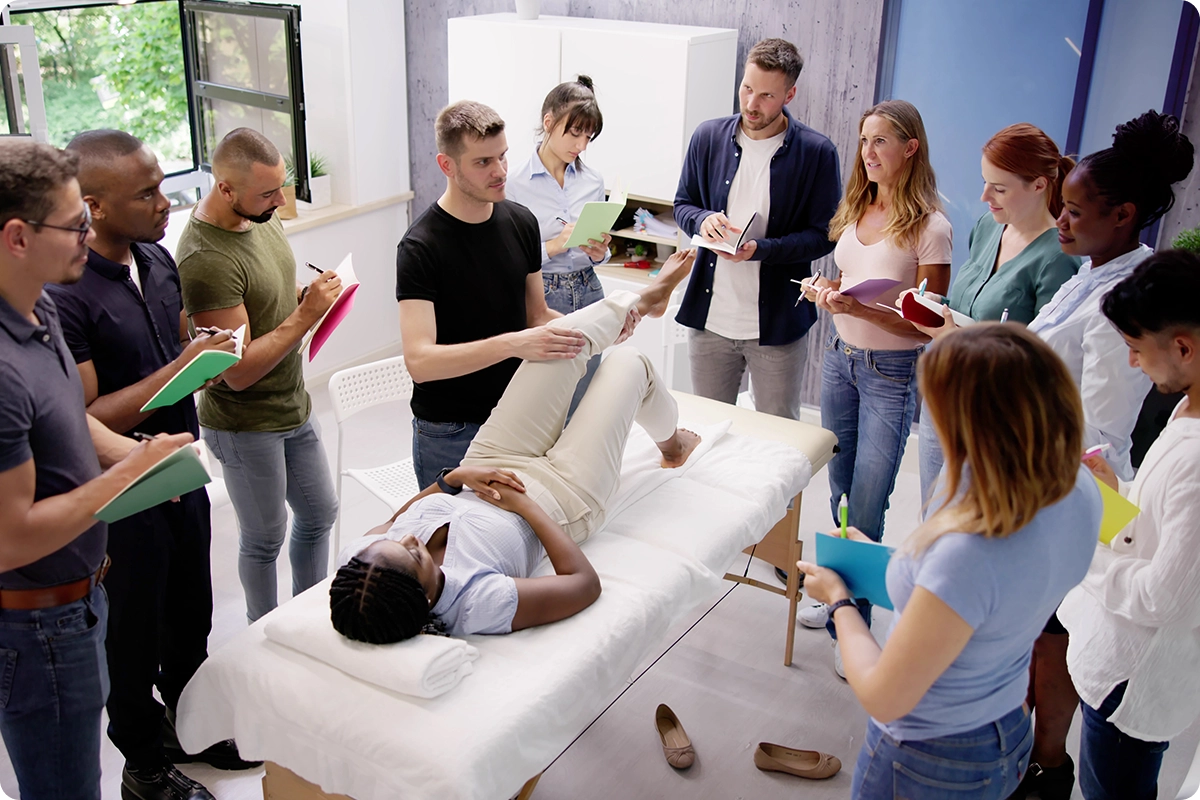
[{"xmin": 610, "ymin": 226, "xmax": 679, "ymax": 247}]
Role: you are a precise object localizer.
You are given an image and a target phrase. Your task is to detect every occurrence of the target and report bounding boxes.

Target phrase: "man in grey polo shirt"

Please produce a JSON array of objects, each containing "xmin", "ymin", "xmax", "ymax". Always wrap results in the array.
[{"xmin": 0, "ymin": 139, "xmax": 191, "ymax": 798}]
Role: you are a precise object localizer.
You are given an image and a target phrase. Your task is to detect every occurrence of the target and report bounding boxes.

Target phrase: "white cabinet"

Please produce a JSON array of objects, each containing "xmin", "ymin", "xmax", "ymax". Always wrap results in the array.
[{"xmin": 447, "ymin": 13, "xmax": 737, "ymax": 203}]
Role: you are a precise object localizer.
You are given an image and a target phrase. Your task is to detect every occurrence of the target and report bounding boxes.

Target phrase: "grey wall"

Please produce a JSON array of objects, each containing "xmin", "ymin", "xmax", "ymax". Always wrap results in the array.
[
  {"xmin": 403, "ymin": 0, "xmax": 888, "ymax": 404},
  {"xmin": 1160, "ymin": 36, "xmax": 1200, "ymax": 248}
]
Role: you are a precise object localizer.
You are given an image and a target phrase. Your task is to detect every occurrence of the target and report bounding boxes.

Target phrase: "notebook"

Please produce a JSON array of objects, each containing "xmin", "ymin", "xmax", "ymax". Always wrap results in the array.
[
  {"xmin": 301, "ymin": 254, "xmax": 360, "ymax": 361},
  {"xmin": 690, "ymin": 211, "xmax": 766, "ymax": 255},
  {"xmin": 814, "ymin": 532, "xmax": 895, "ymax": 611},
  {"xmin": 94, "ymin": 440, "xmax": 213, "ymax": 523},
  {"xmin": 840, "ymin": 277, "xmax": 903, "ymax": 302},
  {"xmin": 899, "ymin": 292, "xmax": 975, "ymax": 328},
  {"xmin": 564, "ymin": 185, "xmax": 628, "ymax": 248},
  {"xmin": 139, "ymin": 325, "xmax": 245, "ymax": 412}
]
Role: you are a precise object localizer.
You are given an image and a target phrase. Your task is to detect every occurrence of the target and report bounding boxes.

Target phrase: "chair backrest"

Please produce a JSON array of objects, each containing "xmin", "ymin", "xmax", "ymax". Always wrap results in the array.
[{"xmin": 328, "ymin": 355, "xmax": 414, "ymax": 425}]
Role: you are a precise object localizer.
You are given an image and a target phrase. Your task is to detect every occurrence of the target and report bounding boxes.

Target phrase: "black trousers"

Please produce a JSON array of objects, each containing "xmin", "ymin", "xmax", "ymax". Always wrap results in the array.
[{"xmin": 104, "ymin": 488, "xmax": 213, "ymax": 768}]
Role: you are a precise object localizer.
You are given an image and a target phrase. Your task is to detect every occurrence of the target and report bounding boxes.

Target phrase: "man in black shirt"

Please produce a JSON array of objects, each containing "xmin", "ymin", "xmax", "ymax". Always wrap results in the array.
[
  {"xmin": 0, "ymin": 140, "xmax": 192, "ymax": 799},
  {"xmin": 397, "ymin": 100, "xmax": 592, "ymax": 488},
  {"xmin": 49, "ymin": 130, "xmax": 258, "ymax": 800}
]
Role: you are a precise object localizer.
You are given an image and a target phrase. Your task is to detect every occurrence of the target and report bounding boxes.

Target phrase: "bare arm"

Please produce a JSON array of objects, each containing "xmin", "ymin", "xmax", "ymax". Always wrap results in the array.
[
  {"xmin": 398, "ymin": 298, "xmax": 584, "ymax": 384},
  {"xmin": 76, "ymin": 330, "xmax": 235, "ymax": 434},
  {"xmin": 480, "ymin": 483, "xmax": 600, "ymax": 630},
  {"xmin": 88, "ymin": 413, "xmax": 137, "ymax": 468},
  {"xmin": 0, "ymin": 433, "xmax": 192, "ymax": 572},
  {"xmin": 816, "ymin": 263, "xmax": 951, "ymax": 340}
]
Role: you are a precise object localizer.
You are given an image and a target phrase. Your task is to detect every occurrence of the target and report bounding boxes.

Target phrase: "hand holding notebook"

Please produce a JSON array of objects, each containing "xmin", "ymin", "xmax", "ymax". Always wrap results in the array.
[
  {"xmin": 95, "ymin": 437, "xmax": 214, "ymax": 523},
  {"xmin": 301, "ymin": 253, "xmax": 360, "ymax": 361},
  {"xmin": 140, "ymin": 325, "xmax": 245, "ymax": 412}
]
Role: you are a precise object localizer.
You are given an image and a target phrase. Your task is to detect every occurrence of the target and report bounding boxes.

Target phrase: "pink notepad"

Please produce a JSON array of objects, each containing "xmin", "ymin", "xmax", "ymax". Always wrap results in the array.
[
  {"xmin": 308, "ymin": 283, "xmax": 359, "ymax": 360},
  {"xmin": 840, "ymin": 277, "xmax": 902, "ymax": 302}
]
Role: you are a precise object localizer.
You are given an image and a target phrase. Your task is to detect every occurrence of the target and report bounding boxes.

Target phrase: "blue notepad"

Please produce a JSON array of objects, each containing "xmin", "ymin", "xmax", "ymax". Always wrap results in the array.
[{"xmin": 814, "ymin": 534, "xmax": 896, "ymax": 611}]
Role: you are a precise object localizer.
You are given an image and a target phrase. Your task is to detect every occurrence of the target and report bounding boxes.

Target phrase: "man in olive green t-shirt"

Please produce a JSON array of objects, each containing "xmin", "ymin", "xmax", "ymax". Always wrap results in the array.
[{"xmin": 177, "ymin": 128, "xmax": 342, "ymax": 622}]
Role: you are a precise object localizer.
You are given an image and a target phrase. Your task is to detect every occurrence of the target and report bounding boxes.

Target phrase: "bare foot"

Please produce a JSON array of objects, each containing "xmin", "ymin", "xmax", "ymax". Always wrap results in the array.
[
  {"xmin": 637, "ymin": 249, "xmax": 696, "ymax": 319},
  {"xmin": 658, "ymin": 428, "xmax": 701, "ymax": 468}
]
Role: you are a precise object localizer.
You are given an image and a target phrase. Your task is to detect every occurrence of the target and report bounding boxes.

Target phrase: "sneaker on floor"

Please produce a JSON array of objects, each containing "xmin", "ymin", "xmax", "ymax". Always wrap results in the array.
[
  {"xmin": 122, "ymin": 759, "xmax": 214, "ymax": 800},
  {"xmin": 832, "ymin": 641, "xmax": 846, "ymax": 680},
  {"xmin": 797, "ymin": 603, "xmax": 827, "ymax": 628}
]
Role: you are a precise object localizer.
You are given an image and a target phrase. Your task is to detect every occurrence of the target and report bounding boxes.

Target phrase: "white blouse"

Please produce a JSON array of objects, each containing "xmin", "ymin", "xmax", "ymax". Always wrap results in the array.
[
  {"xmin": 1028, "ymin": 245, "xmax": 1153, "ymax": 482},
  {"xmin": 1059, "ymin": 401, "xmax": 1200, "ymax": 741}
]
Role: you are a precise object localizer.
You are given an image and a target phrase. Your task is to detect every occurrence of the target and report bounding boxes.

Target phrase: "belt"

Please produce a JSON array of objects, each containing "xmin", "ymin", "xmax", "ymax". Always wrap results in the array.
[{"xmin": 0, "ymin": 555, "xmax": 110, "ymax": 611}]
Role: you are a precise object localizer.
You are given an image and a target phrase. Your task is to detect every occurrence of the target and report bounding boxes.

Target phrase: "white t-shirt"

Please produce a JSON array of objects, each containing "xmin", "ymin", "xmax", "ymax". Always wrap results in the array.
[{"xmin": 705, "ymin": 125, "xmax": 785, "ymax": 340}]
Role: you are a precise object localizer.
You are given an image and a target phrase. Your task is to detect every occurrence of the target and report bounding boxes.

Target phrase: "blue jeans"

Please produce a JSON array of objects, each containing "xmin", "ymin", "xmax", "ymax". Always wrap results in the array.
[
  {"xmin": 918, "ymin": 401, "xmax": 946, "ymax": 510},
  {"xmin": 852, "ymin": 705, "xmax": 1032, "ymax": 799},
  {"xmin": 543, "ymin": 267, "xmax": 604, "ymax": 419},
  {"xmin": 1079, "ymin": 681, "xmax": 1168, "ymax": 800},
  {"xmin": 821, "ymin": 333, "xmax": 920, "ymax": 634},
  {"xmin": 203, "ymin": 418, "xmax": 338, "ymax": 623},
  {"xmin": 412, "ymin": 418, "xmax": 483, "ymax": 490},
  {"xmin": 0, "ymin": 585, "xmax": 109, "ymax": 800}
]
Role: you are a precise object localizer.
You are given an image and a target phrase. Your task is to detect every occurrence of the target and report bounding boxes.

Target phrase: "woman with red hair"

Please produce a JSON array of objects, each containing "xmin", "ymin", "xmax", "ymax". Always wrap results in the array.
[{"xmin": 914, "ymin": 124, "xmax": 1081, "ymax": 504}]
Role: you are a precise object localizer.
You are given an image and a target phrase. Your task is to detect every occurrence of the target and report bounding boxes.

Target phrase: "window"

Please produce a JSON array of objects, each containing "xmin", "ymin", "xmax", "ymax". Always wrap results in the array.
[
  {"xmin": 0, "ymin": 23, "xmax": 48, "ymax": 140},
  {"xmin": 2, "ymin": 0, "xmax": 307, "ymax": 202}
]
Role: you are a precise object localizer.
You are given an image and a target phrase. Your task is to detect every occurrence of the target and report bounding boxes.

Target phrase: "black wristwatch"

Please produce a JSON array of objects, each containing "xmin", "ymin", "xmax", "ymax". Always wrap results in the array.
[
  {"xmin": 826, "ymin": 597, "xmax": 858, "ymax": 622},
  {"xmin": 435, "ymin": 467, "xmax": 462, "ymax": 495}
]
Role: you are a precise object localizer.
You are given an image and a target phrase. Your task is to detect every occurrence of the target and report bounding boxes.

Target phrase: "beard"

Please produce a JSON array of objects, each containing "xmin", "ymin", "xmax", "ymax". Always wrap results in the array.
[
  {"xmin": 453, "ymin": 171, "xmax": 503, "ymax": 205},
  {"xmin": 741, "ymin": 108, "xmax": 782, "ymax": 132},
  {"xmin": 232, "ymin": 202, "xmax": 276, "ymax": 225}
]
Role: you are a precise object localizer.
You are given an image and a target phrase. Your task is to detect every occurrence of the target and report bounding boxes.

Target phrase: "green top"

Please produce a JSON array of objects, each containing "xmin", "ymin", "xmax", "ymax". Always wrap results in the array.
[
  {"xmin": 948, "ymin": 213, "xmax": 1081, "ymax": 324},
  {"xmin": 177, "ymin": 214, "xmax": 310, "ymax": 432}
]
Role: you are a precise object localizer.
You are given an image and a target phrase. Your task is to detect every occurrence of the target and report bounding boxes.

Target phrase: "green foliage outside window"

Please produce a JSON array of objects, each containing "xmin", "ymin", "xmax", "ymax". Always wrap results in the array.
[{"xmin": 1173, "ymin": 226, "xmax": 1200, "ymax": 255}]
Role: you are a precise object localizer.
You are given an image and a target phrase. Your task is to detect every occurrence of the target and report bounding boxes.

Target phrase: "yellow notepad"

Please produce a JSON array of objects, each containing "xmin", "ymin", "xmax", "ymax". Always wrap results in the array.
[{"xmin": 1095, "ymin": 476, "xmax": 1140, "ymax": 545}]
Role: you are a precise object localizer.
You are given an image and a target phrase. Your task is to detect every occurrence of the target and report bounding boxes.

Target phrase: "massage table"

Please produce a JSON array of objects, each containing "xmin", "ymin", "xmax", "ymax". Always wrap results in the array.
[{"xmin": 177, "ymin": 391, "xmax": 837, "ymax": 800}]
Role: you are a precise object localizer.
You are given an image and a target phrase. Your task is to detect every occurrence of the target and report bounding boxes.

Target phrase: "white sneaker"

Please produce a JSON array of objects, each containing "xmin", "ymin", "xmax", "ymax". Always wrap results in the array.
[
  {"xmin": 832, "ymin": 642, "xmax": 846, "ymax": 680},
  {"xmin": 797, "ymin": 603, "xmax": 827, "ymax": 628}
]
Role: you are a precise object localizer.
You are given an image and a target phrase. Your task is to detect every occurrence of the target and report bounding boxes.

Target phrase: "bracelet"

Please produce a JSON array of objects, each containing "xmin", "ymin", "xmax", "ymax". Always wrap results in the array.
[
  {"xmin": 434, "ymin": 467, "xmax": 462, "ymax": 495},
  {"xmin": 826, "ymin": 597, "xmax": 858, "ymax": 622}
]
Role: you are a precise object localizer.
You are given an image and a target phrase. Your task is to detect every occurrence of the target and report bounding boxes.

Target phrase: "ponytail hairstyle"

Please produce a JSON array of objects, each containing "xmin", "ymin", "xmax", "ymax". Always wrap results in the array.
[
  {"xmin": 828, "ymin": 100, "xmax": 942, "ymax": 251},
  {"xmin": 1075, "ymin": 110, "xmax": 1194, "ymax": 231},
  {"xmin": 982, "ymin": 123, "xmax": 1075, "ymax": 218},
  {"xmin": 909, "ymin": 324, "xmax": 1084, "ymax": 554},
  {"xmin": 537, "ymin": 75, "xmax": 603, "ymax": 146},
  {"xmin": 329, "ymin": 557, "xmax": 446, "ymax": 644}
]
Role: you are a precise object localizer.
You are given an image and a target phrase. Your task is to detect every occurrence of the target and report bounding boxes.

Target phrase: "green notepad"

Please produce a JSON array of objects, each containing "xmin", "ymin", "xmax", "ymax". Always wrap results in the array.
[
  {"xmin": 564, "ymin": 188, "xmax": 627, "ymax": 248},
  {"xmin": 140, "ymin": 325, "xmax": 244, "ymax": 412},
  {"xmin": 94, "ymin": 442, "xmax": 213, "ymax": 523}
]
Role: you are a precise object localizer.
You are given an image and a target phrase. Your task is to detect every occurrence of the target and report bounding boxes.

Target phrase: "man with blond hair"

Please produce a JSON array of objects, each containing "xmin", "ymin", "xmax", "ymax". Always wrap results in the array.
[
  {"xmin": 177, "ymin": 128, "xmax": 341, "ymax": 624},
  {"xmin": 397, "ymin": 100, "xmax": 590, "ymax": 488}
]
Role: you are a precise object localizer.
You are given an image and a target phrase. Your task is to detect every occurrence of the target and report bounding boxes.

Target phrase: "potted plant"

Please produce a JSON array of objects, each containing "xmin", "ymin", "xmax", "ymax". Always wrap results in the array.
[
  {"xmin": 1173, "ymin": 226, "xmax": 1200, "ymax": 254},
  {"xmin": 307, "ymin": 153, "xmax": 332, "ymax": 209},
  {"xmin": 279, "ymin": 156, "xmax": 299, "ymax": 220}
]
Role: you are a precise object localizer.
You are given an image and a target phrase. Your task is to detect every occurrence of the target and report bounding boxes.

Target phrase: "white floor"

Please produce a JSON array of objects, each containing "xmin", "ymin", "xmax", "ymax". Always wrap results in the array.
[{"xmin": 0, "ymin": 385, "xmax": 1197, "ymax": 799}]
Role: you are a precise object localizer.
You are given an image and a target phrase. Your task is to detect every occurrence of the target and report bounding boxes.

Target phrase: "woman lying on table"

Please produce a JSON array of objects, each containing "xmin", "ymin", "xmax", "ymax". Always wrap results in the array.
[
  {"xmin": 798, "ymin": 324, "xmax": 1102, "ymax": 799},
  {"xmin": 330, "ymin": 251, "xmax": 698, "ymax": 643}
]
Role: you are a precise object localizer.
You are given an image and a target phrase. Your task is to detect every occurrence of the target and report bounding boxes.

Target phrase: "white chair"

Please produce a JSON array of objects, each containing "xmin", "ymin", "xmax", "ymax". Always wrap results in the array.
[
  {"xmin": 327, "ymin": 355, "xmax": 420, "ymax": 557},
  {"xmin": 661, "ymin": 303, "xmax": 689, "ymax": 390}
]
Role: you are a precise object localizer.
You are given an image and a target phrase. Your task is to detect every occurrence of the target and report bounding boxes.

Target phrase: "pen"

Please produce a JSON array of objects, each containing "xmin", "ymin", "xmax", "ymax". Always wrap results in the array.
[
  {"xmin": 999, "ymin": 308, "xmax": 1009, "ymax": 323},
  {"xmin": 1082, "ymin": 443, "xmax": 1112, "ymax": 460},
  {"xmin": 555, "ymin": 217, "xmax": 569, "ymax": 225},
  {"xmin": 839, "ymin": 494, "xmax": 849, "ymax": 538},
  {"xmin": 304, "ymin": 261, "xmax": 324, "ymax": 274},
  {"xmin": 194, "ymin": 326, "xmax": 222, "ymax": 336},
  {"xmin": 131, "ymin": 432, "xmax": 156, "ymax": 442},
  {"xmin": 917, "ymin": 278, "xmax": 928, "ymax": 296}
]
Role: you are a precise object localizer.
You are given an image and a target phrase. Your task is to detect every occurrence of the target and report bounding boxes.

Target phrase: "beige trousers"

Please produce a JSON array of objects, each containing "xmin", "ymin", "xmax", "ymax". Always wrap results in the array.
[{"xmin": 461, "ymin": 290, "xmax": 678, "ymax": 542}]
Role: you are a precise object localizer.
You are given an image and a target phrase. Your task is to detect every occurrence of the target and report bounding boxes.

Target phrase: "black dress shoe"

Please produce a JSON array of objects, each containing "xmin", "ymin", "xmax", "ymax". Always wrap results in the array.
[
  {"xmin": 122, "ymin": 761, "xmax": 214, "ymax": 800},
  {"xmin": 774, "ymin": 566, "xmax": 805, "ymax": 588},
  {"xmin": 1013, "ymin": 754, "xmax": 1075, "ymax": 800},
  {"xmin": 162, "ymin": 712, "xmax": 263, "ymax": 771}
]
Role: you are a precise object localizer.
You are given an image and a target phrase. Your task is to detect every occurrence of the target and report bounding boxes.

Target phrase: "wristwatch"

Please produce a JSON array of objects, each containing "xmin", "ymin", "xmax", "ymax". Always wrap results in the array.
[
  {"xmin": 435, "ymin": 467, "xmax": 462, "ymax": 495},
  {"xmin": 826, "ymin": 597, "xmax": 858, "ymax": 622}
]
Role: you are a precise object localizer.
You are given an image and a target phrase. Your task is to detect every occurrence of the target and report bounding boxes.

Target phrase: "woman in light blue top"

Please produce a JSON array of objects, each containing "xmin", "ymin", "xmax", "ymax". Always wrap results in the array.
[
  {"xmin": 506, "ymin": 76, "xmax": 613, "ymax": 414},
  {"xmin": 798, "ymin": 324, "xmax": 1101, "ymax": 800}
]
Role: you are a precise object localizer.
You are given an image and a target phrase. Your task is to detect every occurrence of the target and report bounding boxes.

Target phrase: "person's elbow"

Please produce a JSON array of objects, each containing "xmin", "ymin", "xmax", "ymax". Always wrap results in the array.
[
  {"xmin": 401, "ymin": 345, "xmax": 434, "ymax": 384},
  {"xmin": 220, "ymin": 369, "xmax": 254, "ymax": 392},
  {"xmin": 581, "ymin": 569, "xmax": 602, "ymax": 608},
  {"xmin": 857, "ymin": 686, "xmax": 919, "ymax": 724}
]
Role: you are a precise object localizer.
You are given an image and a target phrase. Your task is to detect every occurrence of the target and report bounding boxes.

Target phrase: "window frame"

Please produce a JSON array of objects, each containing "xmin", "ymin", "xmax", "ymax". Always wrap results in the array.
[
  {"xmin": 0, "ymin": 23, "xmax": 48, "ymax": 141},
  {"xmin": 181, "ymin": 0, "xmax": 308, "ymax": 201}
]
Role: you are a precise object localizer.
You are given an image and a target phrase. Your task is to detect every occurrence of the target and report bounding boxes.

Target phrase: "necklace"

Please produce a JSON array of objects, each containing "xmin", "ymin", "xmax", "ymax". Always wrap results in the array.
[{"xmin": 195, "ymin": 205, "xmax": 249, "ymax": 232}]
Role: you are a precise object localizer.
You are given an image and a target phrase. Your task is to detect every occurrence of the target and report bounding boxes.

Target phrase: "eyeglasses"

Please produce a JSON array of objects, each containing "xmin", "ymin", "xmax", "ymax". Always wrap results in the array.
[{"xmin": 25, "ymin": 205, "xmax": 92, "ymax": 245}]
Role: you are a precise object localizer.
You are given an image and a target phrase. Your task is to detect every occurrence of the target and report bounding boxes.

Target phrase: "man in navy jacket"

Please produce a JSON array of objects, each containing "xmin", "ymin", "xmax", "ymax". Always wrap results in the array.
[{"xmin": 674, "ymin": 38, "xmax": 841, "ymax": 420}]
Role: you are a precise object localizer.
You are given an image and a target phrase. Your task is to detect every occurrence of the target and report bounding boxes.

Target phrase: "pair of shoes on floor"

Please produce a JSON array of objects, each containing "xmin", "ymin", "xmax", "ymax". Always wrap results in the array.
[
  {"xmin": 772, "ymin": 566, "xmax": 805, "ymax": 589},
  {"xmin": 163, "ymin": 709, "xmax": 262, "ymax": 771},
  {"xmin": 1010, "ymin": 753, "xmax": 1075, "ymax": 800},
  {"xmin": 122, "ymin": 758, "xmax": 213, "ymax": 800},
  {"xmin": 654, "ymin": 704, "xmax": 840, "ymax": 780}
]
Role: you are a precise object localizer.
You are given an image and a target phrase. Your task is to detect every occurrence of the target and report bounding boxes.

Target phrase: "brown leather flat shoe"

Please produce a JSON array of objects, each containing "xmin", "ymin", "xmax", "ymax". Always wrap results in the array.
[
  {"xmin": 754, "ymin": 742, "xmax": 841, "ymax": 779},
  {"xmin": 654, "ymin": 704, "xmax": 695, "ymax": 769}
]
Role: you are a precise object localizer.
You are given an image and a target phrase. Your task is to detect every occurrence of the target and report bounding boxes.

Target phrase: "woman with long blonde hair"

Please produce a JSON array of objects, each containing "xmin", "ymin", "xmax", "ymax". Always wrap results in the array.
[
  {"xmin": 798, "ymin": 324, "xmax": 1102, "ymax": 799},
  {"xmin": 798, "ymin": 100, "xmax": 952, "ymax": 656}
]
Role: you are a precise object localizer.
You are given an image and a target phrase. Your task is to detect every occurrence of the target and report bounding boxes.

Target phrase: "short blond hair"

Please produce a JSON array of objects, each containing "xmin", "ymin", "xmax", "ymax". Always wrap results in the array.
[{"xmin": 435, "ymin": 101, "xmax": 504, "ymax": 159}]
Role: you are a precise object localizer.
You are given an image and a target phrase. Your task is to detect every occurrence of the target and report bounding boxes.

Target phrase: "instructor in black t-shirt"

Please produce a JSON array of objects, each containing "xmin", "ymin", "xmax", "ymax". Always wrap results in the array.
[{"xmin": 397, "ymin": 100, "xmax": 595, "ymax": 488}]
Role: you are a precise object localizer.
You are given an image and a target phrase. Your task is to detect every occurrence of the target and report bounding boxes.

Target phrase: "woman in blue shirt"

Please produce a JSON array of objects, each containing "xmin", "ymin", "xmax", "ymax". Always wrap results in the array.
[
  {"xmin": 798, "ymin": 324, "xmax": 1102, "ymax": 799},
  {"xmin": 506, "ymin": 76, "xmax": 613, "ymax": 414}
]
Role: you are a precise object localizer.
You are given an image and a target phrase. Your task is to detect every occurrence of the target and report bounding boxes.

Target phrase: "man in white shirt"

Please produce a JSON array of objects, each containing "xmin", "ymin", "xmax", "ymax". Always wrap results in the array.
[
  {"xmin": 1059, "ymin": 249, "xmax": 1200, "ymax": 800},
  {"xmin": 673, "ymin": 38, "xmax": 840, "ymax": 420}
]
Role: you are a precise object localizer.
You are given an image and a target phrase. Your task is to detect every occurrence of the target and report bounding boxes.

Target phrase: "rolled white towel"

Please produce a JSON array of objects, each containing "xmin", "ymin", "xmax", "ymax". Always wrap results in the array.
[{"xmin": 264, "ymin": 602, "xmax": 479, "ymax": 699}]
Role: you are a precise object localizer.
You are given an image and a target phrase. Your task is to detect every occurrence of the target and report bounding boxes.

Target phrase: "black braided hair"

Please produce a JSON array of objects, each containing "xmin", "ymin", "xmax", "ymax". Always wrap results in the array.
[
  {"xmin": 329, "ymin": 556, "xmax": 445, "ymax": 644},
  {"xmin": 1076, "ymin": 109, "xmax": 1194, "ymax": 230}
]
